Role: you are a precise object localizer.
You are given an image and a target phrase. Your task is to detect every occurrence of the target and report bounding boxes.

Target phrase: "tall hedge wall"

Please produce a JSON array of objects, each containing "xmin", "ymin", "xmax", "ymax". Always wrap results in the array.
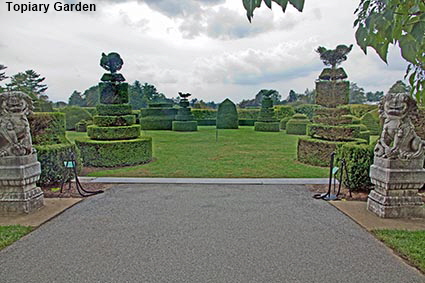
[{"xmin": 58, "ymin": 106, "xmax": 93, "ymax": 130}]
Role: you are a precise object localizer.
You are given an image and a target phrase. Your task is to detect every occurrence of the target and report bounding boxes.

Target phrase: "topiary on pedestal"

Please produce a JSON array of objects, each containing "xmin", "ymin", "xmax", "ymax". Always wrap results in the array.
[
  {"xmin": 297, "ymin": 45, "xmax": 370, "ymax": 166},
  {"xmin": 75, "ymin": 52, "xmax": 152, "ymax": 167},
  {"xmin": 254, "ymin": 90, "xmax": 279, "ymax": 132},
  {"xmin": 172, "ymin": 92, "xmax": 198, "ymax": 131},
  {"xmin": 217, "ymin": 98, "xmax": 238, "ymax": 129}
]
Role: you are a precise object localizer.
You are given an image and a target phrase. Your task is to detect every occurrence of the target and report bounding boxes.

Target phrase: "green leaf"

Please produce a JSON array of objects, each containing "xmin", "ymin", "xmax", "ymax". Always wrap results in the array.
[
  {"xmin": 289, "ymin": 0, "xmax": 304, "ymax": 11},
  {"xmin": 243, "ymin": 0, "xmax": 262, "ymax": 22},
  {"xmin": 355, "ymin": 25, "xmax": 369, "ymax": 53},
  {"xmin": 399, "ymin": 35, "xmax": 418, "ymax": 64},
  {"xmin": 264, "ymin": 0, "xmax": 272, "ymax": 8},
  {"xmin": 272, "ymin": 0, "xmax": 289, "ymax": 12},
  {"xmin": 376, "ymin": 42, "xmax": 389, "ymax": 63}
]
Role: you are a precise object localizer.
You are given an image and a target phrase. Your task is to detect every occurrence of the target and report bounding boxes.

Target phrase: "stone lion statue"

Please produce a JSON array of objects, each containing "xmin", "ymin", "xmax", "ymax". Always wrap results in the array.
[
  {"xmin": 374, "ymin": 92, "xmax": 424, "ymax": 160},
  {"xmin": 0, "ymin": 91, "xmax": 35, "ymax": 157}
]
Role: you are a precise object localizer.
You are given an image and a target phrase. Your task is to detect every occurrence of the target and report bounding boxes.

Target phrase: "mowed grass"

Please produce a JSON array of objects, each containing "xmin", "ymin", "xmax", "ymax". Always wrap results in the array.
[
  {"xmin": 373, "ymin": 230, "xmax": 425, "ymax": 273},
  {"xmin": 67, "ymin": 126, "xmax": 329, "ymax": 178},
  {"xmin": 0, "ymin": 225, "xmax": 33, "ymax": 250}
]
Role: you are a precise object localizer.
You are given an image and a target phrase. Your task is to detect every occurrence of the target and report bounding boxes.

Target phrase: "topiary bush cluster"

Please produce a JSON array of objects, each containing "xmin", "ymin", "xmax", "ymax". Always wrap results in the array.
[
  {"xmin": 87, "ymin": 125, "xmax": 141, "ymax": 140},
  {"xmin": 254, "ymin": 94, "xmax": 279, "ymax": 132},
  {"xmin": 308, "ymin": 124, "xmax": 361, "ymax": 141},
  {"xmin": 335, "ymin": 143, "xmax": 374, "ymax": 191},
  {"xmin": 338, "ymin": 104, "xmax": 377, "ymax": 118},
  {"xmin": 286, "ymin": 114, "xmax": 309, "ymax": 135},
  {"xmin": 217, "ymin": 99, "xmax": 238, "ymax": 129},
  {"xmin": 280, "ymin": 116, "xmax": 292, "ymax": 130}
]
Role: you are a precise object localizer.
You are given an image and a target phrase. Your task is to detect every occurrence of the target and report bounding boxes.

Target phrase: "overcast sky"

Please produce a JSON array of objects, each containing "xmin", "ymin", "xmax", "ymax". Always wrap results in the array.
[{"xmin": 1, "ymin": 0, "xmax": 407, "ymax": 103}]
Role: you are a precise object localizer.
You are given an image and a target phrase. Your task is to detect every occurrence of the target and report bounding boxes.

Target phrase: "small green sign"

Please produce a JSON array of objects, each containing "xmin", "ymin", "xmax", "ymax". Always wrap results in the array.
[
  {"xmin": 64, "ymin": 161, "xmax": 75, "ymax": 168},
  {"xmin": 332, "ymin": 167, "xmax": 339, "ymax": 175}
]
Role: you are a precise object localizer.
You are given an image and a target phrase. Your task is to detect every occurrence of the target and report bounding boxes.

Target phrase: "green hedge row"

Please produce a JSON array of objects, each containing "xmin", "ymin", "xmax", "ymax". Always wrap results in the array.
[
  {"xmin": 238, "ymin": 109, "xmax": 260, "ymax": 119},
  {"xmin": 140, "ymin": 118, "xmax": 174, "ymax": 130},
  {"xmin": 88, "ymin": 125, "xmax": 141, "ymax": 140},
  {"xmin": 294, "ymin": 104, "xmax": 322, "ymax": 120},
  {"xmin": 191, "ymin": 109, "xmax": 217, "ymax": 120},
  {"xmin": 308, "ymin": 124, "xmax": 361, "ymax": 141},
  {"xmin": 361, "ymin": 110, "xmax": 381, "ymax": 135},
  {"xmin": 286, "ymin": 114, "xmax": 310, "ymax": 135},
  {"xmin": 274, "ymin": 106, "xmax": 295, "ymax": 120},
  {"xmin": 172, "ymin": 121, "xmax": 198, "ymax": 131},
  {"xmin": 280, "ymin": 117, "xmax": 292, "ymax": 130},
  {"xmin": 254, "ymin": 121, "xmax": 280, "ymax": 132},
  {"xmin": 75, "ymin": 137, "xmax": 152, "ymax": 167}
]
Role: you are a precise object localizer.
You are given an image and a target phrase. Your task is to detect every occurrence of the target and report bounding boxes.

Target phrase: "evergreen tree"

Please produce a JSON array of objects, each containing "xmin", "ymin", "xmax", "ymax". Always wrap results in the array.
[
  {"xmin": 349, "ymin": 82, "xmax": 367, "ymax": 104},
  {"xmin": 6, "ymin": 69, "xmax": 48, "ymax": 99},
  {"xmin": 68, "ymin": 90, "xmax": 86, "ymax": 106},
  {"xmin": 0, "ymin": 64, "xmax": 7, "ymax": 82},
  {"xmin": 82, "ymin": 85, "xmax": 100, "ymax": 106}
]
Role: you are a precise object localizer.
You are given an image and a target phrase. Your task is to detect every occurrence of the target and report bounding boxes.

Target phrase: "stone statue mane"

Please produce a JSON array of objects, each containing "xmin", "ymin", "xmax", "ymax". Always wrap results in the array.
[
  {"xmin": 0, "ymin": 91, "xmax": 35, "ymax": 157},
  {"xmin": 374, "ymin": 92, "xmax": 424, "ymax": 160}
]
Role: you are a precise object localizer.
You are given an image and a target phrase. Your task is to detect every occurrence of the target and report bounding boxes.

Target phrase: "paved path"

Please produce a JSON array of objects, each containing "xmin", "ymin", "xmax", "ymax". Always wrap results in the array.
[{"xmin": 1, "ymin": 184, "xmax": 423, "ymax": 283}]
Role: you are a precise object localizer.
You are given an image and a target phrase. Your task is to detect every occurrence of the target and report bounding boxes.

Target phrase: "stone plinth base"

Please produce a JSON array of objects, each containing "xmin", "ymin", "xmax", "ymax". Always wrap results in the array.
[
  {"xmin": 0, "ymin": 154, "xmax": 44, "ymax": 215},
  {"xmin": 367, "ymin": 157, "xmax": 425, "ymax": 218}
]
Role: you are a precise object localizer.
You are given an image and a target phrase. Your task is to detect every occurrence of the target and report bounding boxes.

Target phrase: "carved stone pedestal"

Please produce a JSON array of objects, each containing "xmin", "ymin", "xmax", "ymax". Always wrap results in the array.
[
  {"xmin": 367, "ymin": 157, "xmax": 425, "ymax": 218},
  {"xmin": 0, "ymin": 154, "xmax": 44, "ymax": 215}
]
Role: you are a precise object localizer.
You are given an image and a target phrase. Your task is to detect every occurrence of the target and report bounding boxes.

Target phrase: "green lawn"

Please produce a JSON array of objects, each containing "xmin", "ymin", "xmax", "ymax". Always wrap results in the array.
[
  {"xmin": 0, "ymin": 225, "xmax": 33, "ymax": 250},
  {"xmin": 373, "ymin": 229, "xmax": 425, "ymax": 273},
  {"xmin": 67, "ymin": 126, "xmax": 329, "ymax": 178}
]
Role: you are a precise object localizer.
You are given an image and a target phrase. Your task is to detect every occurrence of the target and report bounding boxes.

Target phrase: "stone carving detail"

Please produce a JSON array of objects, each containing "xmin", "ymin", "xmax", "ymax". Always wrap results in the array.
[
  {"xmin": 374, "ymin": 92, "xmax": 425, "ymax": 160},
  {"xmin": 0, "ymin": 91, "xmax": 35, "ymax": 157}
]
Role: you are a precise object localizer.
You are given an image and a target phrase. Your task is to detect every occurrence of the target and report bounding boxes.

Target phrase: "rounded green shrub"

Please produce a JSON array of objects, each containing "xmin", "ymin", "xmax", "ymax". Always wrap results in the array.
[
  {"xmin": 87, "ymin": 125, "xmax": 141, "ymax": 140},
  {"xmin": 35, "ymin": 143, "xmax": 80, "ymax": 185},
  {"xmin": 59, "ymin": 106, "xmax": 93, "ymax": 130},
  {"xmin": 335, "ymin": 143, "xmax": 374, "ymax": 191},
  {"xmin": 217, "ymin": 98, "xmax": 238, "ymax": 129},
  {"xmin": 172, "ymin": 121, "xmax": 198, "ymax": 131},
  {"xmin": 254, "ymin": 121, "xmax": 280, "ymax": 132},
  {"xmin": 75, "ymin": 136, "xmax": 152, "ymax": 167}
]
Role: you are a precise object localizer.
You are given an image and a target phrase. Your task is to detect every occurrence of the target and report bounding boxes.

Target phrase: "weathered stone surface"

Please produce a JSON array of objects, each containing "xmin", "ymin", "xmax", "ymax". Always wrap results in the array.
[{"xmin": 367, "ymin": 92, "xmax": 425, "ymax": 218}]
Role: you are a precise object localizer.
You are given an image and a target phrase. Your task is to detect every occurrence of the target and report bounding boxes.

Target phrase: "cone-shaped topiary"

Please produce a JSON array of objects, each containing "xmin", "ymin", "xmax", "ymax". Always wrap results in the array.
[{"xmin": 217, "ymin": 98, "xmax": 238, "ymax": 129}]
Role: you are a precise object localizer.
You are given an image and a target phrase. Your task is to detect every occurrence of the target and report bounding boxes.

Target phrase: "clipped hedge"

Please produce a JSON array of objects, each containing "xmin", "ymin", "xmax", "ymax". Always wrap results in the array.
[
  {"xmin": 335, "ymin": 143, "xmax": 374, "ymax": 191},
  {"xmin": 254, "ymin": 121, "xmax": 280, "ymax": 132},
  {"xmin": 238, "ymin": 109, "xmax": 260, "ymax": 120},
  {"xmin": 286, "ymin": 114, "xmax": 309, "ymax": 135},
  {"xmin": 217, "ymin": 99, "xmax": 238, "ymax": 129},
  {"xmin": 93, "ymin": 115, "xmax": 135, "ymax": 127},
  {"xmin": 172, "ymin": 121, "xmax": 198, "ymax": 131},
  {"xmin": 360, "ymin": 110, "xmax": 381, "ymax": 135},
  {"xmin": 140, "ymin": 117, "xmax": 175, "ymax": 130},
  {"xmin": 191, "ymin": 109, "xmax": 217, "ymax": 120},
  {"xmin": 274, "ymin": 105, "xmax": 295, "ymax": 120},
  {"xmin": 84, "ymin": 107, "xmax": 98, "ymax": 116},
  {"xmin": 338, "ymin": 104, "xmax": 377, "ymax": 118},
  {"xmin": 97, "ymin": 104, "xmax": 133, "ymax": 116},
  {"xmin": 308, "ymin": 124, "xmax": 361, "ymax": 141},
  {"xmin": 197, "ymin": 119, "xmax": 216, "ymax": 126},
  {"xmin": 297, "ymin": 137, "xmax": 367, "ymax": 167},
  {"xmin": 294, "ymin": 104, "xmax": 322, "ymax": 120},
  {"xmin": 75, "ymin": 120, "xmax": 90, "ymax": 132},
  {"xmin": 239, "ymin": 119, "xmax": 256, "ymax": 126},
  {"xmin": 29, "ymin": 112, "xmax": 67, "ymax": 145},
  {"xmin": 75, "ymin": 136, "xmax": 152, "ymax": 167},
  {"xmin": 59, "ymin": 106, "xmax": 93, "ymax": 130},
  {"xmin": 35, "ymin": 143, "xmax": 80, "ymax": 186},
  {"xmin": 280, "ymin": 116, "xmax": 292, "ymax": 130},
  {"xmin": 87, "ymin": 125, "xmax": 141, "ymax": 140}
]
